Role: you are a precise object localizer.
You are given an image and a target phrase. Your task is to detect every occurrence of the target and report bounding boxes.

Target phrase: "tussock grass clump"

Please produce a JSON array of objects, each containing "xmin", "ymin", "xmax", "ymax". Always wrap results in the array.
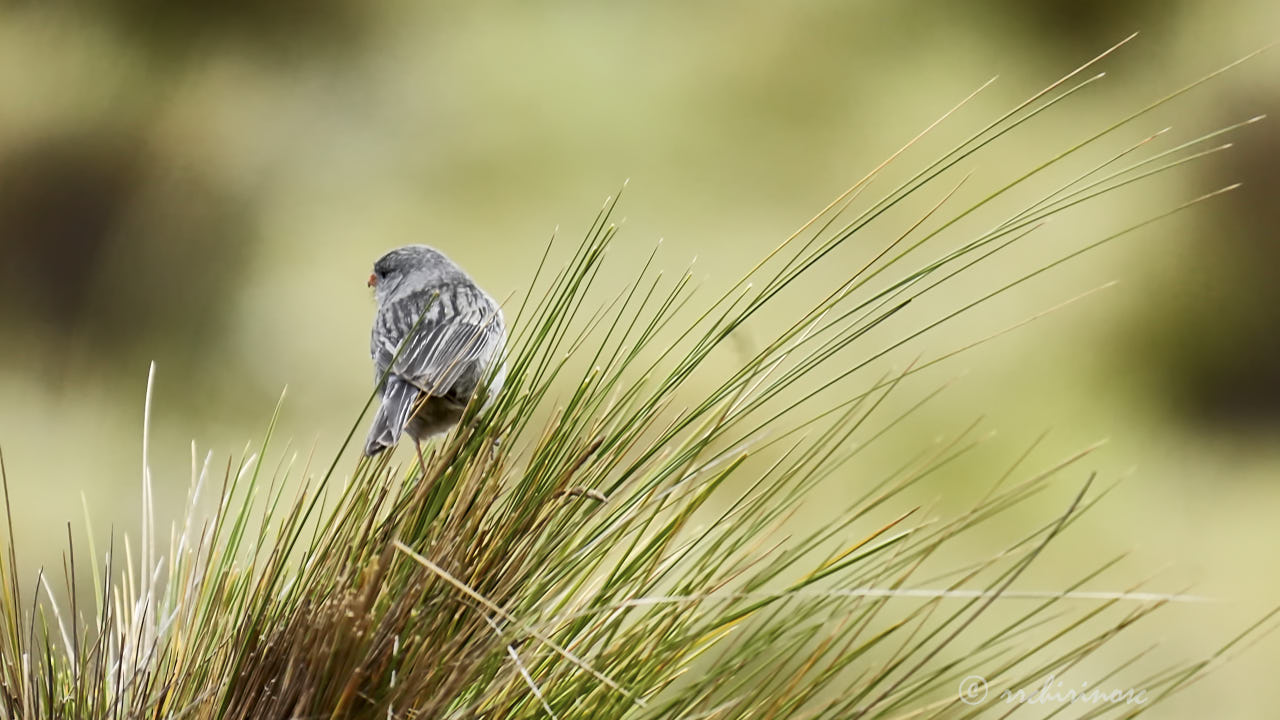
[{"xmin": 0, "ymin": 37, "xmax": 1276, "ymax": 719}]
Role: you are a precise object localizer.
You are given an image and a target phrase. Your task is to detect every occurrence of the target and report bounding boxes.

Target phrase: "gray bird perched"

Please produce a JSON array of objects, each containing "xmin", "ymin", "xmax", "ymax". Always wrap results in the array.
[{"xmin": 363, "ymin": 245, "xmax": 506, "ymax": 457}]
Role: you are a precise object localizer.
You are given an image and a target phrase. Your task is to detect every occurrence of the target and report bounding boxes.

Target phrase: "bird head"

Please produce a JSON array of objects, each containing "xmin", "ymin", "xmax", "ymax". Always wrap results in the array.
[{"xmin": 368, "ymin": 244, "xmax": 456, "ymax": 301}]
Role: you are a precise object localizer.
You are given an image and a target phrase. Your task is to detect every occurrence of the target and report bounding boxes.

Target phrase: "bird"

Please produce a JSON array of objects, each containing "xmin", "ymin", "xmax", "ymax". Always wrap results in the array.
[{"xmin": 363, "ymin": 245, "xmax": 506, "ymax": 457}]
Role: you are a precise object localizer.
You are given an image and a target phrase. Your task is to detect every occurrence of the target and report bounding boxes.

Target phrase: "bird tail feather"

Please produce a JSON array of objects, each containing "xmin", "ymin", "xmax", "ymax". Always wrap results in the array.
[{"xmin": 364, "ymin": 376, "xmax": 420, "ymax": 456}]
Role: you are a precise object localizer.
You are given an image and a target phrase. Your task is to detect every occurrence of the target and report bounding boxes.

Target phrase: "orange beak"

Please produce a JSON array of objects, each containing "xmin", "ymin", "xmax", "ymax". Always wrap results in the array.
[{"xmin": 367, "ymin": 273, "xmax": 377, "ymax": 288}]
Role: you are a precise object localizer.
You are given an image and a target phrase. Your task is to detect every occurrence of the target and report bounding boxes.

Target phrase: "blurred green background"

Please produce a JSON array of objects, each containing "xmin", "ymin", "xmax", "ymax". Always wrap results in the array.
[{"xmin": 1, "ymin": 1, "xmax": 1277, "ymax": 716}]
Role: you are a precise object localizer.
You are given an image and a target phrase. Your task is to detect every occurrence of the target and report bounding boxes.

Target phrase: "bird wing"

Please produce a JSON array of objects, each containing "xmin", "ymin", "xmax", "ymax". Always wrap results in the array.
[{"xmin": 372, "ymin": 283, "xmax": 505, "ymax": 399}]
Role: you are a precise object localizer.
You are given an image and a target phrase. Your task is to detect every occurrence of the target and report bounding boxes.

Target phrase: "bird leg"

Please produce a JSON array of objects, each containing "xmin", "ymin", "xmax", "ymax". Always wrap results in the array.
[{"xmin": 413, "ymin": 437, "xmax": 429, "ymax": 481}]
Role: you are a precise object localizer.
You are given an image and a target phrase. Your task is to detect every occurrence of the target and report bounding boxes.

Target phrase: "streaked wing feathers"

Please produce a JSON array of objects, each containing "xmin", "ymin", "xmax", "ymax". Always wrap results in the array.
[{"xmin": 372, "ymin": 284, "xmax": 504, "ymax": 398}]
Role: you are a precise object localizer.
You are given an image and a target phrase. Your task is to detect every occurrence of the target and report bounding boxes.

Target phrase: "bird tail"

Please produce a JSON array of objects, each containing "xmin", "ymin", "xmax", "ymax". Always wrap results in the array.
[{"xmin": 364, "ymin": 376, "xmax": 420, "ymax": 456}]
